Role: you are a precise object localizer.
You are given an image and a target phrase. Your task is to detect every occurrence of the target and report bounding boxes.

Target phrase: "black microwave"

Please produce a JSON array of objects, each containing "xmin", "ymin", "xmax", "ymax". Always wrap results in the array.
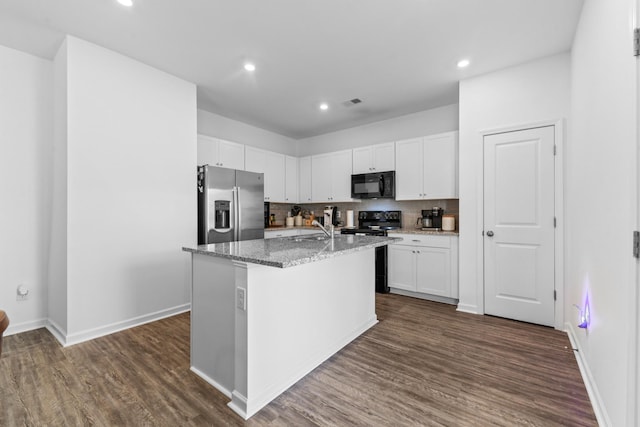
[{"xmin": 351, "ymin": 171, "xmax": 395, "ymax": 199}]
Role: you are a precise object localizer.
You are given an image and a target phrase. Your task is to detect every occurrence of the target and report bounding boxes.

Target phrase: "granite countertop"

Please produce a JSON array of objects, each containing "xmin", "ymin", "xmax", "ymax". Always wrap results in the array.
[
  {"xmin": 183, "ymin": 234, "xmax": 401, "ymax": 268},
  {"xmin": 388, "ymin": 227, "xmax": 459, "ymax": 236}
]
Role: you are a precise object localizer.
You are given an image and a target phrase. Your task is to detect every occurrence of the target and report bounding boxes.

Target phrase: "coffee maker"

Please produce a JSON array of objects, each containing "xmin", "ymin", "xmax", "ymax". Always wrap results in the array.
[
  {"xmin": 420, "ymin": 207, "xmax": 444, "ymax": 230},
  {"xmin": 324, "ymin": 206, "xmax": 338, "ymax": 226}
]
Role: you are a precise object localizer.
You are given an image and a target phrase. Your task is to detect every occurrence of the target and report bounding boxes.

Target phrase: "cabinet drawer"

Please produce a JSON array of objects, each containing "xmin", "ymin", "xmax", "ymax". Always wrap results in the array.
[{"xmin": 388, "ymin": 233, "xmax": 451, "ymax": 248}]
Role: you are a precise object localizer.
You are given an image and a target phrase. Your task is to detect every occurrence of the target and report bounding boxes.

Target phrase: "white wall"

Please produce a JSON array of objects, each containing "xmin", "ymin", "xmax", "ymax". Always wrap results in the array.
[
  {"xmin": 296, "ymin": 104, "xmax": 458, "ymax": 156},
  {"xmin": 457, "ymin": 53, "xmax": 571, "ymax": 316},
  {"xmin": 0, "ymin": 45, "xmax": 53, "ymax": 335},
  {"xmin": 198, "ymin": 109, "xmax": 297, "ymax": 156},
  {"xmin": 50, "ymin": 36, "xmax": 197, "ymax": 343},
  {"xmin": 567, "ymin": 0, "xmax": 637, "ymax": 424}
]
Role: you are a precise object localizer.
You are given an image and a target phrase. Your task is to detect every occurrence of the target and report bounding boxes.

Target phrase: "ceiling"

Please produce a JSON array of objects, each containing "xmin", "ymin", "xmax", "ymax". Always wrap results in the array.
[{"xmin": 0, "ymin": 0, "xmax": 584, "ymax": 139}]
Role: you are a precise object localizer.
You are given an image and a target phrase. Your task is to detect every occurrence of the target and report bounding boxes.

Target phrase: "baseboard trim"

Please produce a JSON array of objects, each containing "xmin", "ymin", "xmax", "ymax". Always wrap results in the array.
[
  {"xmin": 456, "ymin": 302, "xmax": 479, "ymax": 314},
  {"xmin": 565, "ymin": 322, "xmax": 611, "ymax": 427},
  {"xmin": 389, "ymin": 288, "xmax": 458, "ymax": 305},
  {"xmin": 59, "ymin": 303, "xmax": 191, "ymax": 347},
  {"xmin": 190, "ymin": 366, "xmax": 232, "ymax": 398},
  {"xmin": 4, "ymin": 318, "xmax": 48, "ymax": 337}
]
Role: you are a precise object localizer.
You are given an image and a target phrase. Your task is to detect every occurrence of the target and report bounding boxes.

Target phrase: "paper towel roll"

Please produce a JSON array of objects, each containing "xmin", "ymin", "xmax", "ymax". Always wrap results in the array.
[{"xmin": 346, "ymin": 210, "xmax": 355, "ymax": 228}]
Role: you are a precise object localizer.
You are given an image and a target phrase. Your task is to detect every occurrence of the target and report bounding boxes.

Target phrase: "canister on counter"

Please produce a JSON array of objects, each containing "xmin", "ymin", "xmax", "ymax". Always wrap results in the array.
[{"xmin": 442, "ymin": 214, "xmax": 456, "ymax": 231}]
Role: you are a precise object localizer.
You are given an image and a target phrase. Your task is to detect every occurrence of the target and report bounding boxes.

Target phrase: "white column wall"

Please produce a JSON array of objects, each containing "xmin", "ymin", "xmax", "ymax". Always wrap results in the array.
[
  {"xmin": 458, "ymin": 53, "xmax": 571, "ymax": 314},
  {"xmin": 0, "ymin": 45, "xmax": 53, "ymax": 335},
  {"xmin": 59, "ymin": 36, "xmax": 196, "ymax": 341},
  {"xmin": 567, "ymin": 0, "xmax": 637, "ymax": 425}
]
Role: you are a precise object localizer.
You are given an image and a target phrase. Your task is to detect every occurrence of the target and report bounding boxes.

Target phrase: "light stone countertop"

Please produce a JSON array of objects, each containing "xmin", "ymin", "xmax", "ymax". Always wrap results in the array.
[
  {"xmin": 388, "ymin": 227, "xmax": 459, "ymax": 236},
  {"xmin": 183, "ymin": 234, "xmax": 401, "ymax": 268}
]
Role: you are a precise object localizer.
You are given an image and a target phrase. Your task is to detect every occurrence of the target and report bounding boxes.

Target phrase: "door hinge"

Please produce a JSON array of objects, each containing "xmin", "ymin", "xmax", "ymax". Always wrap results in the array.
[
  {"xmin": 633, "ymin": 231, "xmax": 640, "ymax": 258},
  {"xmin": 553, "ymin": 145, "xmax": 557, "ymax": 155},
  {"xmin": 554, "ymin": 290, "xmax": 557, "ymax": 301},
  {"xmin": 554, "ymin": 217, "xmax": 557, "ymax": 228},
  {"xmin": 635, "ymin": 28, "xmax": 640, "ymax": 57}
]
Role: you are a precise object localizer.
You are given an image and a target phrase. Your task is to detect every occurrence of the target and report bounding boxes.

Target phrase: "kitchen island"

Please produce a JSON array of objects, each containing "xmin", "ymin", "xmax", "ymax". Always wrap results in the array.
[{"xmin": 182, "ymin": 234, "xmax": 399, "ymax": 419}]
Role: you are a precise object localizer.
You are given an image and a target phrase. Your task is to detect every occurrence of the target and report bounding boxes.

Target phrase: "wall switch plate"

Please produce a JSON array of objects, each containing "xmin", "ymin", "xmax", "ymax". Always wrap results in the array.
[{"xmin": 236, "ymin": 287, "xmax": 246, "ymax": 311}]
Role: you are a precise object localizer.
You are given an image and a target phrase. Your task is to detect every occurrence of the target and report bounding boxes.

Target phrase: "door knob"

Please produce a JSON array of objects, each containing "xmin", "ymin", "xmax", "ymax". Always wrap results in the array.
[{"xmin": 486, "ymin": 230, "xmax": 494, "ymax": 237}]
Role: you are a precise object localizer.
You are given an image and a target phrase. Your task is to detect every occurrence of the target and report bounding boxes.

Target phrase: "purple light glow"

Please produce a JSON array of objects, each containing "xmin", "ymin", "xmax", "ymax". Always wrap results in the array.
[{"xmin": 578, "ymin": 294, "xmax": 590, "ymax": 329}]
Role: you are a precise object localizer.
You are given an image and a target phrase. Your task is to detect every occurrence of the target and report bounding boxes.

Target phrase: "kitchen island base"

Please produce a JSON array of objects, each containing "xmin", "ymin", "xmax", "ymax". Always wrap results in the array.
[{"xmin": 190, "ymin": 248, "xmax": 377, "ymax": 419}]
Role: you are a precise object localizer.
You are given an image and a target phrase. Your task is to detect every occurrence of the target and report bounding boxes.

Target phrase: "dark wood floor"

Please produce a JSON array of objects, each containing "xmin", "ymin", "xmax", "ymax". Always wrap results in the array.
[{"xmin": 1, "ymin": 294, "xmax": 597, "ymax": 426}]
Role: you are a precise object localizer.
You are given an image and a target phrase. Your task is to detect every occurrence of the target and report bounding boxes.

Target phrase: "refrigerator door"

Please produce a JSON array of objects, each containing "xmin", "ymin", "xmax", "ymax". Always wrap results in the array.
[
  {"xmin": 198, "ymin": 166, "xmax": 236, "ymax": 244},
  {"xmin": 236, "ymin": 170, "xmax": 265, "ymax": 241}
]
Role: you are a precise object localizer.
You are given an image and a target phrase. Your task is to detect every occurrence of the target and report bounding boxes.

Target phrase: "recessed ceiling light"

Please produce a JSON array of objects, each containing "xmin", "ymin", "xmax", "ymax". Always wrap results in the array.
[
  {"xmin": 457, "ymin": 59, "xmax": 470, "ymax": 68},
  {"xmin": 244, "ymin": 63, "xmax": 256, "ymax": 72},
  {"xmin": 319, "ymin": 103, "xmax": 329, "ymax": 111},
  {"xmin": 117, "ymin": 0, "xmax": 133, "ymax": 6}
]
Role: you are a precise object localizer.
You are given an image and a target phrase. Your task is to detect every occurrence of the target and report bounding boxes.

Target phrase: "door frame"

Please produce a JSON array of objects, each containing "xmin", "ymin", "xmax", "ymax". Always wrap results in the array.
[{"xmin": 476, "ymin": 118, "xmax": 565, "ymax": 330}]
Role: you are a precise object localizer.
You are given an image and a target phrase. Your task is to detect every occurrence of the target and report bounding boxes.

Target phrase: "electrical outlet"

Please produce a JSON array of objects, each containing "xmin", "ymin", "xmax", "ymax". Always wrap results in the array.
[
  {"xmin": 337, "ymin": 211, "xmax": 341, "ymax": 219},
  {"xmin": 17, "ymin": 285, "xmax": 29, "ymax": 301},
  {"xmin": 236, "ymin": 287, "xmax": 246, "ymax": 311}
]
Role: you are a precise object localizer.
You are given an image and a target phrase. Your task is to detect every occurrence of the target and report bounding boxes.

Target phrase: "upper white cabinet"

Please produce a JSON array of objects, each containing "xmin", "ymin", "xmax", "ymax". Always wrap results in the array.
[
  {"xmin": 311, "ymin": 150, "xmax": 353, "ymax": 203},
  {"xmin": 352, "ymin": 142, "xmax": 395, "ymax": 174},
  {"xmin": 395, "ymin": 131, "xmax": 458, "ymax": 200},
  {"xmin": 298, "ymin": 156, "xmax": 312, "ymax": 203},
  {"xmin": 245, "ymin": 146, "xmax": 286, "ymax": 202},
  {"xmin": 285, "ymin": 155, "xmax": 298, "ymax": 203},
  {"xmin": 197, "ymin": 134, "xmax": 245, "ymax": 170}
]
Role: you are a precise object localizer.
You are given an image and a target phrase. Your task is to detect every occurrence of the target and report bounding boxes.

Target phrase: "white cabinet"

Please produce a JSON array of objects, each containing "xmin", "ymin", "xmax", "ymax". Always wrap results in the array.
[
  {"xmin": 197, "ymin": 135, "xmax": 245, "ymax": 170},
  {"xmin": 388, "ymin": 233, "xmax": 458, "ymax": 300},
  {"xmin": 352, "ymin": 142, "xmax": 395, "ymax": 174},
  {"xmin": 395, "ymin": 132, "xmax": 458, "ymax": 200},
  {"xmin": 285, "ymin": 155, "xmax": 298, "ymax": 203},
  {"xmin": 245, "ymin": 146, "xmax": 286, "ymax": 202},
  {"xmin": 298, "ymin": 156, "xmax": 312, "ymax": 203},
  {"xmin": 311, "ymin": 150, "xmax": 353, "ymax": 203}
]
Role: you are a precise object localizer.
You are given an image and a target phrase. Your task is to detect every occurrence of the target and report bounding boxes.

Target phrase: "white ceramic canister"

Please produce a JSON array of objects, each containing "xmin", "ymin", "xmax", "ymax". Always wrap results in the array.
[
  {"xmin": 346, "ymin": 210, "xmax": 355, "ymax": 228},
  {"xmin": 442, "ymin": 214, "xmax": 456, "ymax": 231}
]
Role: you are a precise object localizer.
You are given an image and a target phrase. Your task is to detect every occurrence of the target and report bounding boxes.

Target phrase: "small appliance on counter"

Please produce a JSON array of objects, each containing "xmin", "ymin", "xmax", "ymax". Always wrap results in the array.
[
  {"xmin": 340, "ymin": 210, "xmax": 402, "ymax": 293},
  {"xmin": 420, "ymin": 207, "xmax": 443, "ymax": 230},
  {"xmin": 324, "ymin": 206, "xmax": 338, "ymax": 226}
]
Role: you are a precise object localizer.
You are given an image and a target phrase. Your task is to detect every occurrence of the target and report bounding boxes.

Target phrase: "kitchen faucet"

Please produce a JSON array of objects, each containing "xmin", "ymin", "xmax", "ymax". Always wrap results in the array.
[{"xmin": 312, "ymin": 219, "xmax": 334, "ymax": 240}]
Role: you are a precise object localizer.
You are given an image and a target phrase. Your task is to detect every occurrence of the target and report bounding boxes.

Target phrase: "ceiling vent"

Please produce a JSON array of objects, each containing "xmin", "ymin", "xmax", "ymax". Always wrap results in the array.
[{"xmin": 342, "ymin": 98, "xmax": 363, "ymax": 107}]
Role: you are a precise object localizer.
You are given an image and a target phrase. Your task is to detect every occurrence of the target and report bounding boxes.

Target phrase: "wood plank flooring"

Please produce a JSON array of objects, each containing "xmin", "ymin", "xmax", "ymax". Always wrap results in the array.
[{"xmin": 1, "ymin": 294, "xmax": 597, "ymax": 426}]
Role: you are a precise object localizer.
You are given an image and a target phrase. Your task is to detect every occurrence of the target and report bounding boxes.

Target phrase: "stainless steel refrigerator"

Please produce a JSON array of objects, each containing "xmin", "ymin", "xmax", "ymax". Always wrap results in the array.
[{"xmin": 197, "ymin": 165, "xmax": 265, "ymax": 244}]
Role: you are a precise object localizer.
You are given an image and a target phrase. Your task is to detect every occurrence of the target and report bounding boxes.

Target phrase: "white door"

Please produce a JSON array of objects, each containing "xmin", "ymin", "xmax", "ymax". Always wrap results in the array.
[{"xmin": 483, "ymin": 126, "xmax": 555, "ymax": 327}]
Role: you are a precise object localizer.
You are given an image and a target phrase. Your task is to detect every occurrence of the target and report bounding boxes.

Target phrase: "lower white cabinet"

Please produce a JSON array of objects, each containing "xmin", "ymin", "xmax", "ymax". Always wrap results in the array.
[{"xmin": 388, "ymin": 233, "xmax": 458, "ymax": 300}]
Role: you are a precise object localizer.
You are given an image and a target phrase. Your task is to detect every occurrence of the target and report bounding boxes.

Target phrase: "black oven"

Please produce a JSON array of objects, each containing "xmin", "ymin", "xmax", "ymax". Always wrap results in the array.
[
  {"xmin": 351, "ymin": 171, "xmax": 395, "ymax": 199},
  {"xmin": 340, "ymin": 210, "xmax": 401, "ymax": 293}
]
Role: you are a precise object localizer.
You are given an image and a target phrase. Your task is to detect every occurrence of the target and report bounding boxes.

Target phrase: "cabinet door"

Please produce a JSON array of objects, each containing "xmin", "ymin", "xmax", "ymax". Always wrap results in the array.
[
  {"xmin": 218, "ymin": 139, "xmax": 245, "ymax": 170},
  {"xmin": 197, "ymin": 134, "xmax": 219, "ymax": 166},
  {"xmin": 299, "ymin": 156, "xmax": 312, "ymax": 202},
  {"xmin": 388, "ymin": 245, "xmax": 416, "ymax": 291},
  {"xmin": 264, "ymin": 151, "xmax": 286, "ymax": 202},
  {"xmin": 331, "ymin": 150, "xmax": 353, "ymax": 202},
  {"xmin": 395, "ymin": 137, "xmax": 424, "ymax": 200},
  {"xmin": 352, "ymin": 146, "xmax": 373, "ymax": 174},
  {"xmin": 423, "ymin": 132, "xmax": 458, "ymax": 199},
  {"xmin": 285, "ymin": 155, "xmax": 298, "ymax": 203},
  {"xmin": 311, "ymin": 153, "xmax": 333, "ymax": 202},
  {"xmin": 244, "ymin": 146, "xmax": 265, "ymax": 173},
  {"xmin": 415, "ymin": 247, "xmax": 451, "ymax": 297},
  {"xmin": 372, "ymin": 142, "xmax": 395, "ymax": 172}
]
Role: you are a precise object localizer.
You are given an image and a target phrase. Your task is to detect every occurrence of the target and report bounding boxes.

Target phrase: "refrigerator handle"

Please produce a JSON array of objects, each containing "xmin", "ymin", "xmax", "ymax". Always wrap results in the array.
[{"xmin": 233, "ymin": 187, "xmax": 240, "ymax": 241}]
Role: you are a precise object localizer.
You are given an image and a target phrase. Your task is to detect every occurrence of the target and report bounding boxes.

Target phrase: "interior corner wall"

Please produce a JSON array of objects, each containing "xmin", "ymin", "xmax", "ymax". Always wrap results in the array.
[
  {"xmin": 61, "ymin": 36, "xmax": 197, "ymax": 342},
  {"xmin": 49, "ymin": 39, "xmax": 69, "ymax": 335},
  {"xmin": 458, "ymin": 53, "xmax": 571, "ymax": 314},
  {"xmin": 197, "ymin": 109, "xmax": 298, "ymax": 156},
  {"xmin": 567, "ymin": 0, "xmax": 637, "ymax": 424},
  {"xmin": 0, "ymin": 44, "xmax": 53, "ymax": 335},
  {"xmin": 295, "ymin": 104, "xmax": 459, "ymax": 157}
]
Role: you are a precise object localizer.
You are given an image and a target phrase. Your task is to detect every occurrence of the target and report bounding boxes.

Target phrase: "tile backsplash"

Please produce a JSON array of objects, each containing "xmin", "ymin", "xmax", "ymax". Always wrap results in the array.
[{"xmin": 269, "ymin": 199, "xmax": 459, "ymax": 230}]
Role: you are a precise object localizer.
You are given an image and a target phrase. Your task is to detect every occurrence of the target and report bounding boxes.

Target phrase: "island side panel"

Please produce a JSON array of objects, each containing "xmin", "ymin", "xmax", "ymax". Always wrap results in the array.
[
  {"xmin": 230, "ymin": 248, "xmax": 377, "ymax": 419},
  {"xmin": 190, "ymin": 253, "xmax": 236, "ymax": 397}
]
